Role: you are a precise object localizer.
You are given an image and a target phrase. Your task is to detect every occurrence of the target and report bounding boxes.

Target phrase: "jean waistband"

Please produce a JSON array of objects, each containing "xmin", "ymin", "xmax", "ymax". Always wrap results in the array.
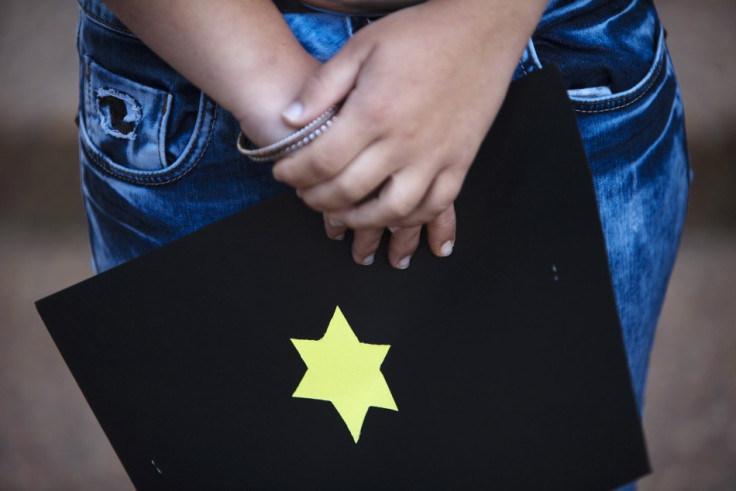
[
  {"xmin": 77, "ymin": 0, "xmax": 366, "ymax": 34},
  {"xmin": 77, "ymin": 0, "xmax": 132, "ymax": 35}
]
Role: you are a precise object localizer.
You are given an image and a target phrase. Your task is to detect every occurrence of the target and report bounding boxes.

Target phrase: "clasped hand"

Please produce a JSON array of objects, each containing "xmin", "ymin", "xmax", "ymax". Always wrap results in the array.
[{"xmin": 272, "ymin": 1, "xmax": 522, "ymax": 269}]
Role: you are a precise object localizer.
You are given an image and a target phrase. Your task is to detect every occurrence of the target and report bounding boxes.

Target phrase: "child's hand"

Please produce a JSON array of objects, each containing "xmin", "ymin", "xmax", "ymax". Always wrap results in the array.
[
  {"xmin": 323, "ymin": 206, "xmax": 456, "ymax": 269},
  {"xmin": 274, "ymin": 0, "xmax": 546, "ymax": 268}
]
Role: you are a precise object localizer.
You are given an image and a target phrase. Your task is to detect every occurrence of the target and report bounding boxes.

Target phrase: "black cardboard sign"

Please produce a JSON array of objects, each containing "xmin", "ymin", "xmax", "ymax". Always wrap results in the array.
[{"xmin": 36, "ymin": 66, "xmax": 649, "ymax": 490}]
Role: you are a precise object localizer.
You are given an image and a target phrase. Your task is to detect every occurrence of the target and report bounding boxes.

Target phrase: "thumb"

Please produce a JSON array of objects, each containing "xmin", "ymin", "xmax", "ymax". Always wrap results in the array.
[{"xmin": 281, "ymin": 44, "xmax": 367, "ymax": 127}]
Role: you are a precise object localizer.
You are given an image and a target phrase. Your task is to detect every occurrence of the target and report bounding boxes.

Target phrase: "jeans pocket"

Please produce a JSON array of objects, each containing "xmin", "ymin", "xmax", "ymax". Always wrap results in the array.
[
  {"xmin": 79, "ymin": 56, "xmax": 217, "ymax": 185},
  {"xmin": 566, "ymin": 26, "xmax": 667, "ymax": 114}
]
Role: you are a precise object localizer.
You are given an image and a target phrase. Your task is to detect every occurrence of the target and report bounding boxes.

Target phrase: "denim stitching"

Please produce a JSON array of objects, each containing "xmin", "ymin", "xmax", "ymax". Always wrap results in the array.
[
  {"xmin": 572, "ymin": 53, "xmax": 661, "ymax": 107},
  {"xmin": 75, "ymin": 6, "xmax": 83, "ymax": 55},
  {"xmin": 85, "ymin": 58, "xmax": 93, "ymax": 124},
  {"xmin": 77, "ymin": 0, "xmax": 135, "ymax": 36},
  {"xmin": 570, "ymin": 27, "xmax": 666, "ymax": 114},
  {"xmin": 81, "ymin": 96, "xmax": 218, "ymax": 186},
  {"xmin": 518, "ymin": 59, "xmax": 529, "ymax": 77},
  {"xmin": 152, "ymin": 102, "xmax": 218, "ymax": 186},
  {"xmin": 158, "ymin": 93, "xmax": 172, "ymax": 168},
  {"xmin": 572, "ymin": 52, "xmax": 665, "ymax": 114},
  {"xmin": 136, "ymin": 100, "xmax": 218, "ymax": 186}
]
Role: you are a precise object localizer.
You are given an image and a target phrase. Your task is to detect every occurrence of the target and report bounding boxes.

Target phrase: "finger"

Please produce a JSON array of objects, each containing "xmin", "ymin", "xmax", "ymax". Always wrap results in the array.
[
  {"xmin": 425, "ymin": 204, "xmax": 456, "ymax": 258},
  {"xmin": 281, "ymin": 38, "xmax": 371, "ymax": 127},
  {"xmin": 272, "ymin": 100, "xmax": 382, "ymax": 189},
  {"xmin": 350, "ymin": 227, "xmax": 385, "ymax": 266},
  {"xmin": 326, "ymin": 167, "xmax": 433, "ymax": 229},
  {"xmin": 297, "ymin": 140, "xmax": 397, "ymax": 212},
  {"xmin": 386, "ymin": 225, "xmax": 422, "ymax": 270},
  {"xmin": 322, "ymin": 212, "xmax": 347, "ymax": 241},
  {"xmin": 389, "ymin": 169, "xmax": 464, "ymax": 228}
]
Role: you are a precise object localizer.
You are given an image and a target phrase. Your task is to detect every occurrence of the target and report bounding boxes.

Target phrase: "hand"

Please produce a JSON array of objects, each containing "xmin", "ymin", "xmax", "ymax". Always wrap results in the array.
[
  {"xmin": 323, "ymin": 205, "xmax": 456, "ymax": 269},
  {"xmin": 274, "ymin": 0, "xmax": 546, "ymax": 268}
]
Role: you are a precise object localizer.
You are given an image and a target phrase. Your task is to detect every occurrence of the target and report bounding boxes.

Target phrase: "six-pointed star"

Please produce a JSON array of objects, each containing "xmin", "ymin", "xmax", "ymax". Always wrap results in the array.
[{"xmin": 291, "ymin": 306, "xmax": 398, "ymax": 443}]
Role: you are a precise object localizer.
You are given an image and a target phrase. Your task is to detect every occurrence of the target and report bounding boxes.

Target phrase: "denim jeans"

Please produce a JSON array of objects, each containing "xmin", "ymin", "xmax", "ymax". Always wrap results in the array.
[{"xmin": 76, "ymin": 1, "xmax": 689, "ymax": 487}]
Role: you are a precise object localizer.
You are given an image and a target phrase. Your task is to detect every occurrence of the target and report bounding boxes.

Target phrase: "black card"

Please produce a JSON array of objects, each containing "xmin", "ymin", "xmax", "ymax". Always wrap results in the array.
[{"xmin": 36, "ymin": 66, "xmax": 649, "ymax": 490}]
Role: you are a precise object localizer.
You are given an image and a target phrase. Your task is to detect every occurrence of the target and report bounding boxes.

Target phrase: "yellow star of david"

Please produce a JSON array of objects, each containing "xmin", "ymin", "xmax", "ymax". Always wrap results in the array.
[{"xmin": 291, "ymin": 306, "xmax": 398, "ymax": 443}]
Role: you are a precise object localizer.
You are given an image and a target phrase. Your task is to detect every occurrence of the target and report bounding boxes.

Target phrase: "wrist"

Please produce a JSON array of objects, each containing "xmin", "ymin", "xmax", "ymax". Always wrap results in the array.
[
  {"xmin": 236, "ymin": 57, "xmax": 322, "ymax": 147},
  {"xmin": 238, "ymin": 105, "xmax": 339, "ymax": 162}
]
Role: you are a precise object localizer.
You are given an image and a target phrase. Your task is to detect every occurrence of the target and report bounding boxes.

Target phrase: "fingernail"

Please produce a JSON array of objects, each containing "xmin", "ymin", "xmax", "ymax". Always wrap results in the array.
[
  {"xmin": 362, "ymin": 254, "xmax": 375, "ymax": 266},
  {"xmin": 329, "ymin": 218, "xmax": 345, "ymax": 228},
  {"xmin": 397, "ymin": 255, "xmax": 411, "ymax": 270},
  {"xmin": 389, "ymin": 226, "xmax": 402, "ymax": 234},
  {"xmin": 440, "ymin": 240, "xmax": 454, "ymax": 257},
  {"xmin": 333, "ymin": 233, "xmax": 345, "ymax": 241},
  {"xmin": 295, "ymin": 188, "xmax": 303, "ymax": 198},
  {"xmin": 282, "ymin": 101, "xmax": 303, "ymax": 122}
]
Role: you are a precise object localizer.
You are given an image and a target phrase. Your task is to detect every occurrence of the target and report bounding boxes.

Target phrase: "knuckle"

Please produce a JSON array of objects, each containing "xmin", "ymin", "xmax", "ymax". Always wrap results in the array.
[
  {"xmin": 300, "ymin": 194, "xmax": 325, "ymax": 212},
  {"xmin": 334, "ymin": 179, "xmax": 367, "ymax": 204},
  {"xmin": 309, "ymin": 149, "xmax": 341, "ymax": 179},
  {"xmin": 363, "ymin": 99, "xmax": 394, "ymax": 128},
  {"xmin": 384, "ymin": 197, "xmax": 414, "ymax": 219},
  {"xmin": 384, "ymin": 182, "xmax": 423, "ymax": 219},
  {"xmin": 428, "ymin": 198, "xmax": 453, "ymax": 218},
  {"xmin": 428, "ymin": 179, "xmax": 462, "ymax": 215}
]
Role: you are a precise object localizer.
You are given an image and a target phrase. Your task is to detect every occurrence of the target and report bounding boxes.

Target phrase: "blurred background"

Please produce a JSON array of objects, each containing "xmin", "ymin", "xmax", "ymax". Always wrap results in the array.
[{"xmin": 1, "ymin": 1, "xmax": 734, "ymax": 489}]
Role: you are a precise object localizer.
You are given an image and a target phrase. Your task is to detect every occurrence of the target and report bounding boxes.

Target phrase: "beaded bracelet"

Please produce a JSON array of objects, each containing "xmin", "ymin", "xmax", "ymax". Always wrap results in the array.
[{"xmin": 237, "ymin": 105, "xmax": 339, "ymax": 162}]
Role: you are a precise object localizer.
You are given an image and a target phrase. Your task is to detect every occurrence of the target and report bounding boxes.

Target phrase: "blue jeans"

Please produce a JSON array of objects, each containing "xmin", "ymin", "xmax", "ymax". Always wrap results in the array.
[{"xmin": 77, "ymin": 1, "xmax": 689, "ymax": 486}]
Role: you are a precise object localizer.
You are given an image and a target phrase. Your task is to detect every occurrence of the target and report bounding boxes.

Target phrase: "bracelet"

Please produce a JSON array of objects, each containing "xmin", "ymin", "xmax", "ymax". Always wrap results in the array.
[{"xmin": 237, "ymin": 105, "xmax": 339, "ymax": 162}]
